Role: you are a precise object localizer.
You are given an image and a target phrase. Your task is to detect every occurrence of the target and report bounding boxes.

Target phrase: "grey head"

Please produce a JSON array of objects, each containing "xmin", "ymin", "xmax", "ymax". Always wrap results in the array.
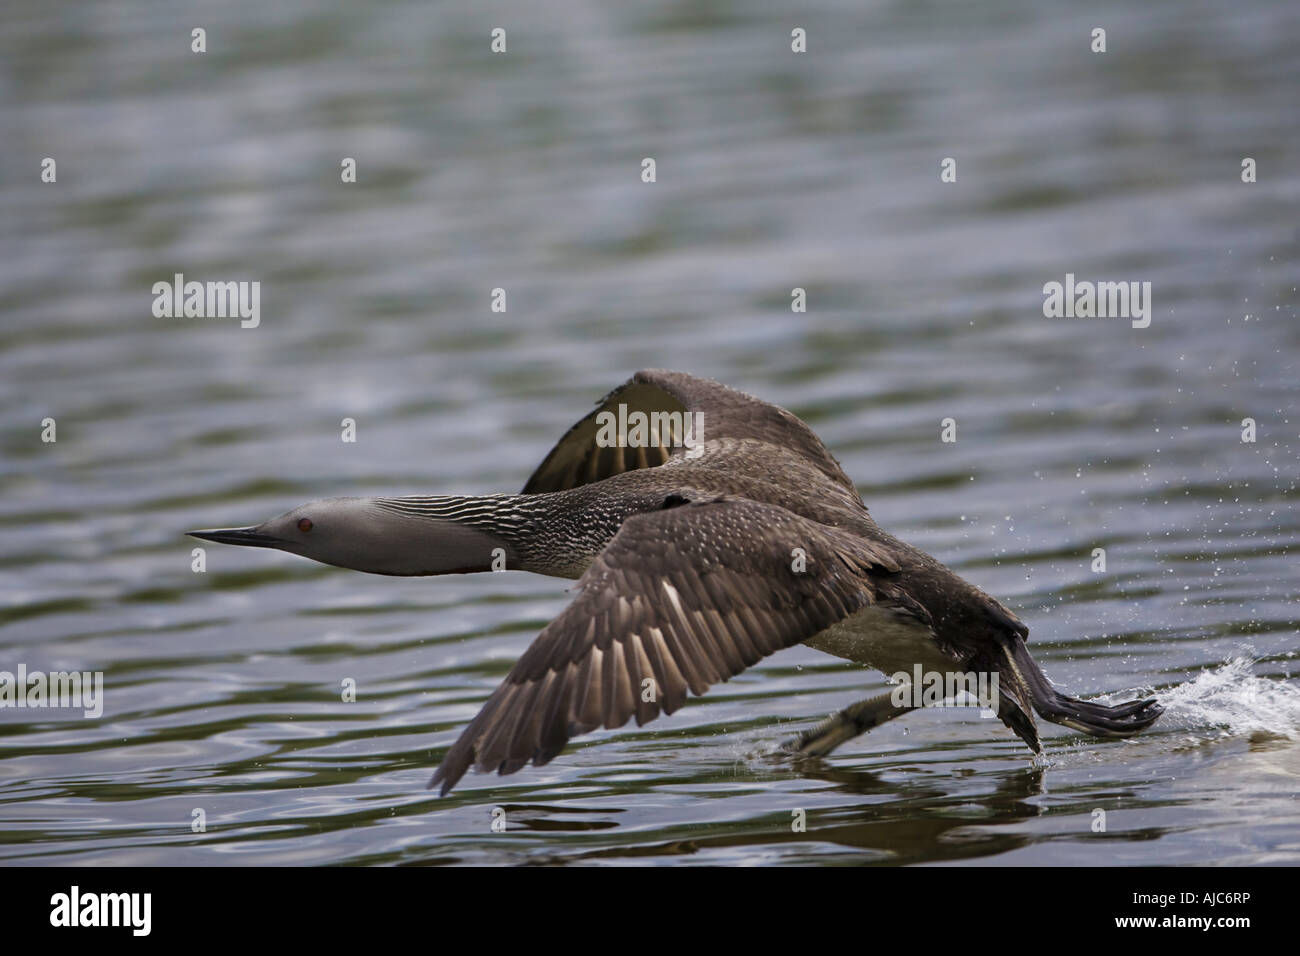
[{"xmin": 186, "ymin": 496, "xmax": 519, "ymax": 576}]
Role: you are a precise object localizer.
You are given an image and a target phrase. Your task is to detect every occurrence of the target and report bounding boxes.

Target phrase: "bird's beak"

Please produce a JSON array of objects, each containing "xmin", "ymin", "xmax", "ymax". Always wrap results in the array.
[{"xmin": 186, "ymin": 526, "xmax": 283, "ymax": 548}]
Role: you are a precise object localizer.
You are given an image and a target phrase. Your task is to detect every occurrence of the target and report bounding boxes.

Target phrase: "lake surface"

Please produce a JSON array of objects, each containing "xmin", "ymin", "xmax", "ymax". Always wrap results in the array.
[{"xmin": 1, "ymin": 0, "xmax": 1297, "ymax": 865}]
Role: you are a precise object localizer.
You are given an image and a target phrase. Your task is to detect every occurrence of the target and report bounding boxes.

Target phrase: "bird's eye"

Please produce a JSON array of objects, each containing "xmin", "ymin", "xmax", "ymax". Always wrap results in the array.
[{"xmin": 297, "ymin": 518, "xmax": 313, "ymax": 533}]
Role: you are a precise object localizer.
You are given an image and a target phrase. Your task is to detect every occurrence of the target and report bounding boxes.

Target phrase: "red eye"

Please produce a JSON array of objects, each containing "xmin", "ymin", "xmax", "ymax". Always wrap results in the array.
[{"xmin": 297, "ymin": 518, "xmax": 313, "ymax": 533}]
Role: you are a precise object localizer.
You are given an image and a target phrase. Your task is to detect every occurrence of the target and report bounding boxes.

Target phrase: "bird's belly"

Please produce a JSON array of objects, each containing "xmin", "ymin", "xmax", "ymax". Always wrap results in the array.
[{"xmin": 803, "ymin": 605, "xmax": 955, "ymax": 677}]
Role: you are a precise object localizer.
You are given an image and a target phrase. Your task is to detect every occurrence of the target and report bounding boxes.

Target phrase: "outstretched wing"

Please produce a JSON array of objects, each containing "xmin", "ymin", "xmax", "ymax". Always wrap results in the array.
[
  {"xmin": 521, "ymin": 369, "xmax": 857, "ymax": 495},
  {"xmin": 430, "ymin": 497, "xmax": 901, "ymax": 795}
]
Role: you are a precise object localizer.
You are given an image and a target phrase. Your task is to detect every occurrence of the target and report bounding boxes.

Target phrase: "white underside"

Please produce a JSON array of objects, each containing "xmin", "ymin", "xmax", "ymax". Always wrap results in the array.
[{"xmin": 803, "ymin": 604, "xmax": 956, "ymax": 677}]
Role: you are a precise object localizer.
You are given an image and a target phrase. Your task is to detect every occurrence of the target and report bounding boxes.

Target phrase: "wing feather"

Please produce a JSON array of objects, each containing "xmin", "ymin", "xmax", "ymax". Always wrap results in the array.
[
  {"xmin": 430, "ymin": 497, "xmax": 900, "ymax": 794},
  {"xmin": 522, "ymin": 370, "xmax": 856, "ymax": 495}
]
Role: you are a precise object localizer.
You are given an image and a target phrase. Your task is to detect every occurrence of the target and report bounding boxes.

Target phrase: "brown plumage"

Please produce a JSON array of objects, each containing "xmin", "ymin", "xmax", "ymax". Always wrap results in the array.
[
  {"xmin": 188, "ymin": 369, "xmax": 1162, "ymax": 794},
  {"xmin": 428, "ymin": 370, "xmax": 1163, "ymax": 795}
]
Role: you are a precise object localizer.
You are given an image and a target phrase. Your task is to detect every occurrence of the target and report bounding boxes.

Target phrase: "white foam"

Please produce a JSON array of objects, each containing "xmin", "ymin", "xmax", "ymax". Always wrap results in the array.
[{"xmin": 1124, "ymin": 654, "xmax": 1300, "ymax": 740}]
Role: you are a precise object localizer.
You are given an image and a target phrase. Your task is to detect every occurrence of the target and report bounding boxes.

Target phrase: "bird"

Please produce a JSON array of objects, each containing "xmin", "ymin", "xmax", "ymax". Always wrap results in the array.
[{"xmin": 188, "ymin": 369, "xmax": 1163, "ymax": 795}]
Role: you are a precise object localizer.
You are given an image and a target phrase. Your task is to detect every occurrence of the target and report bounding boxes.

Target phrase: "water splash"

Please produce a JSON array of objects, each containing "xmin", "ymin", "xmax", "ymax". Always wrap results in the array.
[{"xmin": 1133, "ymin": 655, "xmax": 1300, "ymax": 740}]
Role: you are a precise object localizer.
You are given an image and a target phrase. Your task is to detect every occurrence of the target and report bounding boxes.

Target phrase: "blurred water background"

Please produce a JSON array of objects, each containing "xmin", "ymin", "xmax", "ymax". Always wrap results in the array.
[{"xmin": 0, "ymin": 0, "xmax": 1297, "ymax": 864}]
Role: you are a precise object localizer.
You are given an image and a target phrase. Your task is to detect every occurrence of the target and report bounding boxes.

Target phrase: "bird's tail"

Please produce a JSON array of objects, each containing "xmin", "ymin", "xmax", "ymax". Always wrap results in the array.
[{"xmin": 989, "ymin": 638, "xmax": 1163, "ymax": 751}]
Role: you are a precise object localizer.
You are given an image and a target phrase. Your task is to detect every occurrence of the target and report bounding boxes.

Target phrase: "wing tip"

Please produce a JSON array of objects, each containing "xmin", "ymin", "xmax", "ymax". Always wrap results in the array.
[
  {"xmin": 429, "ymin": 743, "xmax": 475, "ymax": 796},
  {"xmin": 428, "ymin": 767, "xmax": 454, "ymax": 797}
]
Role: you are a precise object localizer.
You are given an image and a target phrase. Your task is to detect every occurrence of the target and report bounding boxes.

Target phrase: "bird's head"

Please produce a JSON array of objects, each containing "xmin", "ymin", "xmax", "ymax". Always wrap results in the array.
[{"xmin": 187, "ymin": 496, "xmax": 515, "ymax": 576}]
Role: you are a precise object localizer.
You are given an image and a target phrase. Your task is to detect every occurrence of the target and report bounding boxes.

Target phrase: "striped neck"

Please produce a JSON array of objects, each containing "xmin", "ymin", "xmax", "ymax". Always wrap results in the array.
[{"xmin": 371, "ymin": 492, "xmax": 617, "ymax": 578}]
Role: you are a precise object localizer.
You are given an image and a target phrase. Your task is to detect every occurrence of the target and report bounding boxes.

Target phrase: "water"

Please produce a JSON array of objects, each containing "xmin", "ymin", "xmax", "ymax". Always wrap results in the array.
[{"xmin": 1, "ymin": 0, "xmax": 1298, "ymax": 865}]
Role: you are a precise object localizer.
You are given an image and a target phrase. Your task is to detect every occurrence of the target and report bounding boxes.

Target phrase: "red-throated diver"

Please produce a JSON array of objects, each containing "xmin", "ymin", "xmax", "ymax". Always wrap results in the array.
[{"xmin": 188, "ymin": 370, "xmax": 1163, "ymax": 794}]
